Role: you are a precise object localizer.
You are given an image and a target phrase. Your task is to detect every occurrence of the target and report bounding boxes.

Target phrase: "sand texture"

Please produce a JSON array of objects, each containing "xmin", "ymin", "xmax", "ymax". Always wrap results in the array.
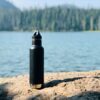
[{"xmin": 0, "ymin": 71, "xmax": 100, "ymax": 100}]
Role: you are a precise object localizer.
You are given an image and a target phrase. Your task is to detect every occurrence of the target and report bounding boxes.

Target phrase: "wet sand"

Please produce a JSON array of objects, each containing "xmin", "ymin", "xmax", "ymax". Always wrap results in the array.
[{"xmin": 0, "ymin": 70, "xmax": 100, "ymax": 100}]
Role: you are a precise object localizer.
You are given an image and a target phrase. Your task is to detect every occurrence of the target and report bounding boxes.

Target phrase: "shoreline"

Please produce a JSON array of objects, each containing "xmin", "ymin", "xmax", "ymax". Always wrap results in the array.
[
  {"xmin": 0, "ymin": 70, "xmax": 100, "ymax": 78},
  {"xmin": 0, "ymin": 70, "xmax": 100, "ymax": 100}
]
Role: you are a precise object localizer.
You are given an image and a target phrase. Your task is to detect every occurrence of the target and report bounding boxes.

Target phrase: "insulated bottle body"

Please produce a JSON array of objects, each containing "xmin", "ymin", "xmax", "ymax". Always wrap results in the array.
[{"xmin": 30, "ymin": 46, "xmax": 44, "ymax": 87}]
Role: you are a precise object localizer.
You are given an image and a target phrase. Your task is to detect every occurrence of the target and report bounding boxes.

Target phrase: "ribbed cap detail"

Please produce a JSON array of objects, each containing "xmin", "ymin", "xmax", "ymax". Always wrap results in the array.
[
  {"xmin": 32, "ymin": 31, "xmax": 42, "ymax": 46},
  {"xmin": 32, "ymin": 31, "xmax": 42, "ymax": 40}
]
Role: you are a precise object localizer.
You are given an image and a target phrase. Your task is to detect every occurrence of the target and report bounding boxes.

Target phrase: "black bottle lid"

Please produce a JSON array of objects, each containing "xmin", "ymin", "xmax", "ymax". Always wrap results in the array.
[
  {"xmin": 32, "ymin": 31, "xmax": 42, "ymax": 40},
  {"xmin": 32, "ymin": 31, "xmax": 42, "ymax": 46}
]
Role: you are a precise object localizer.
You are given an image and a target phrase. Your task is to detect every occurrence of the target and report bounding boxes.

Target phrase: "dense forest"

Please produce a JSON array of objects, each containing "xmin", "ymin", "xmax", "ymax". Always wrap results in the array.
[{"xmin": 0, "ymin": 5, "xmax": 100, "ymax": 31}]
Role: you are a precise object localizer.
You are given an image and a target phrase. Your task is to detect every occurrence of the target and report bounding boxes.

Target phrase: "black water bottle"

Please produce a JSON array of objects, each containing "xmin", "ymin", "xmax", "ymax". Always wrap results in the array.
[{"xmin": 29, "ymin": 31, "xmax": 44, "ymax": 89}]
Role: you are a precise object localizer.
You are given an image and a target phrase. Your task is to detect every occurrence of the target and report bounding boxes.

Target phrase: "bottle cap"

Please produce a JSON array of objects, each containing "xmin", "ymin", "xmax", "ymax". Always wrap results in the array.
[
  {"xmin": 32, "ymin": 31, "xmax": 42, "ymax": 40},
  {"xmin": 32, "ymin": 31, "xmax": 42, "ymax": 46}
]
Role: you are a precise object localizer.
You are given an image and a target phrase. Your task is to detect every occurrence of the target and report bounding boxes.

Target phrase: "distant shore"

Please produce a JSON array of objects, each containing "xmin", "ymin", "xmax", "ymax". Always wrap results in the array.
[
  {"xmin": 0, "ymin": 71, "xmax": 100, "ymax": 100},
  {"xmin": 0, "ymin": 30, "xmax": 100, "ymax": 33}
]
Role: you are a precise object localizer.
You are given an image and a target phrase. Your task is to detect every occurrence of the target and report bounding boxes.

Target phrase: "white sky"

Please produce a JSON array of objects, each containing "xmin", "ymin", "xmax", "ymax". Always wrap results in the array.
[{"xmin": 8, "ymin": 0, "xmax": 100, "ymax": 9}]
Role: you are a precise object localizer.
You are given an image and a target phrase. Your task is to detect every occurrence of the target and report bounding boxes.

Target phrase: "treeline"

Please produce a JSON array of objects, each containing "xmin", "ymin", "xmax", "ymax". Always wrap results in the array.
[{"xmin": 0, "ymin": 5, "xmax": 100, "ymax": 31}]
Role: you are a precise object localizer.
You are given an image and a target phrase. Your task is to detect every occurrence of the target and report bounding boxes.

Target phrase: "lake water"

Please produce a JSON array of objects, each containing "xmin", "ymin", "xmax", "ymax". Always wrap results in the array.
[{"xmin": 0, "ymin": 31, "xmax": 100, "ymax": 77}]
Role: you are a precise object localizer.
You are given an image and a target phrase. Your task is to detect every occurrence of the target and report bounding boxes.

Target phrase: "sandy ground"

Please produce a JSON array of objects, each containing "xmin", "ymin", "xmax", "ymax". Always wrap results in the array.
[{"xmin": 0, "ymin": 71, "xmax": 100, "ymax": 100}]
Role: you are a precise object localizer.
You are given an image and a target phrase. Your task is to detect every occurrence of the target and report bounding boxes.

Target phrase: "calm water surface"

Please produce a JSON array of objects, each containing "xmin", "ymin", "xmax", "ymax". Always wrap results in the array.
[{"xmin": 0, "ymin": 31, "xmax": 100, "ymax": 76}]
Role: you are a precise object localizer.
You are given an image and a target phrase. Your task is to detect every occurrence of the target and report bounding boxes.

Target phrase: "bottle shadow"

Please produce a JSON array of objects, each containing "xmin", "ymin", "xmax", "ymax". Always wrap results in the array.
[
  {"xmin": 44, "ymin": 77, "xmax": 85, "ymax": 88},
  {"xmin": 44, "ymin": 76, "xmax": 100, "ymax": 88}
]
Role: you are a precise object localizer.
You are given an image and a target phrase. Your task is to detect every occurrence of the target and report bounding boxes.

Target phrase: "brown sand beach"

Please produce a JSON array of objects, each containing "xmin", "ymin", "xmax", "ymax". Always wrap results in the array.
[{"xmin": 0, "ymin": 71, "xmax": 100, "ymax": 100}]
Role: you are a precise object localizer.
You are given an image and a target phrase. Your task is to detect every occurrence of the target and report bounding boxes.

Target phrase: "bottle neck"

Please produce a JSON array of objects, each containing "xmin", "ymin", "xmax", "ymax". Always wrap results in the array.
[{"xmin": 32, "ymin": 39, "xmax": 42, "ymax": 46}]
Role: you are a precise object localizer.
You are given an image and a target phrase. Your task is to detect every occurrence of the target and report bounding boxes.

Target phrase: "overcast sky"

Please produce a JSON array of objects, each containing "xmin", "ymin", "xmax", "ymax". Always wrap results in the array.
[{"xmin": 8, "ymin": 0, "xmax": 100, "ymax": 9}]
